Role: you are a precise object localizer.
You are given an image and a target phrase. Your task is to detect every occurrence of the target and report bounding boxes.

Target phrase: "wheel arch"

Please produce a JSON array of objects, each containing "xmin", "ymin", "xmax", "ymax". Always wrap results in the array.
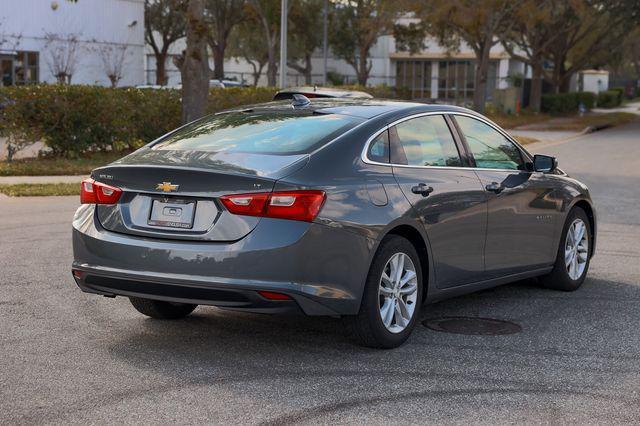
[
  {"xmin": 382, "ymin": 223, "xmax": 431, "ymax": 303},
  {"xmin": 569, "ymin": 199, "xmax": 597, "ymax": 257}
]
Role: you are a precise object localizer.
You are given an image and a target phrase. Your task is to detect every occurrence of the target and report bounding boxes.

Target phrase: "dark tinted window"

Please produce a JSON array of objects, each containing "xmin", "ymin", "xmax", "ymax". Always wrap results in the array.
[
  {"xmin": 367, "ymin": 130, "xmax": 389, "ymax": 163},
  {"xmin": 391, "ymin": 115, "xmax": 461, "ymax": 167},
  {"xmin": 455, "ymin": 115, "xmax": 524, "ymax": 170},
  {"xmin": 153, "ymin": 112, "xmax": 362, "ymax": 155}
]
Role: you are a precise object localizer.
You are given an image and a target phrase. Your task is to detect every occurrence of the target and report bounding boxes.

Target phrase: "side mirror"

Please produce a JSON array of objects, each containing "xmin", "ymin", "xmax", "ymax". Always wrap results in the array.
[{"xmin": 533, "ymin": 154, "xmax": 557, "ymax": 173}]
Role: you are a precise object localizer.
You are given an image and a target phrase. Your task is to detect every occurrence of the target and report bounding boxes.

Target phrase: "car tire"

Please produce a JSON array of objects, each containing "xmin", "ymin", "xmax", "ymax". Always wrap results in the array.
[
  {"xmin": 348, "ymin": 235, "xmax": 424, "ymax": 349},
  {"xmin": 129, "ymin": 297, "xmax": 197, "ymax": 319},
  {"xmin": 539, "ymin": 207, "xmax": 592, "ymax": 291}
]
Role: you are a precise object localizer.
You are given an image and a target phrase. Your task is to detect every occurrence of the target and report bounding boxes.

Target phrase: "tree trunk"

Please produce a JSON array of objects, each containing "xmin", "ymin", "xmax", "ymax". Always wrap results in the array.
[
  {"xmin": 265, "ymin": 36, "xmax": 277, "ymax": 86},
  {"xmin": 180, "ymin": 0, "xmax": 210, "ymax": 124},
  {"xmin": 530, "ymin": 61, "xmax": 543, "ymax": 113},
  {"xmin": 559, "ymin": 72, "xmax": 572, "ymax": 93},
  {"xmin": 550, "ymin": 61, "xmax": 563, "ymax": 94},
  {"xmin": 357, "ymin": 48, "xmax": 369, "ymax": 86},
  {"xmin": 304, "ymin": 54, "xmax": 312, "ymax": 84},
  {"xmin": 212, "ymin": 43, "xmax": 225, "ymax": 80},
  {"xmin": 473, "ymin": 43, "xmax": 491, "ymax": 113},
  {"xmin": 155, "ymin": 52, "xmax": 168, "ymax": 86}
]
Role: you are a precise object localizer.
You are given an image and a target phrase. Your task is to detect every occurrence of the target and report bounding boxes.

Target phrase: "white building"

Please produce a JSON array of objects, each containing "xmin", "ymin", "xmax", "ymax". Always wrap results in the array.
[
  {"xmin": 578, "ymin": 69, "xmax": 610, "ymax": 94},
  {"xmin": 0, "ymin": 0, "xmax": 144, "ymax": 87}
]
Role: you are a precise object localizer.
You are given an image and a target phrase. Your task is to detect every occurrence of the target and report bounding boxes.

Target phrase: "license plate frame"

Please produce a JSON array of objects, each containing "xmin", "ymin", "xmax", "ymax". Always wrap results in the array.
[{"xmin": 147, "ymin": 198, "xmax": 196, "ymax": 229}]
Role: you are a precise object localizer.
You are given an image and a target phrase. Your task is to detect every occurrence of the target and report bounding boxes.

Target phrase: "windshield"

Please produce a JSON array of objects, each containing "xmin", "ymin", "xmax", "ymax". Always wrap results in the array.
[{"xmin": 152, "ymin": 111, "xmax": 363, "ymax": 155}]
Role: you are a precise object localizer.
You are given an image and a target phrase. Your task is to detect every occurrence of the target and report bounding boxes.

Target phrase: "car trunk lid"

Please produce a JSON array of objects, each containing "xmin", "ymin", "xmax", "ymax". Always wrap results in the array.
[{"xmin": 92, "ymin": 149, "xmax": 308, "ymax": 241}]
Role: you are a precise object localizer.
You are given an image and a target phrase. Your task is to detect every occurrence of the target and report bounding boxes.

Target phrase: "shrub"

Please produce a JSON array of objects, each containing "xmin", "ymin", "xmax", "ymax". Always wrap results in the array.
[
  {"xmin": 609, "ymin": 86, "xmax": 625, "ymax": 103},
  {"xmin": 540, "ymin": 92, "xmax": 599, "ymax": 114},
  {"xmin": 0, "ymin": 85, "xmax": 278, "ymax": 158},
  {"xmin": 206, "ymin": 87, "xmax": 277, "ymax": 114},
  {"xmin": 0, "ymin": 85, "xmax": 181, "ymax": 157},
  {"xmin": 597, "ymin": 90, "xmax": 622, "ymax": 108},
  {"xmin": 1, "ymin": 83, "xmax": 408, "ymax": 159},
  {"xmin": 339, "ymin": 84, "xmax": 411, "ymax": 100},
  {"xmin": 541, "ymin": 93, "xmax": 579, "ymax": 114},
  {"xmin": 576, "ymin": 92, "xmax": 596, "ymax": 110}
]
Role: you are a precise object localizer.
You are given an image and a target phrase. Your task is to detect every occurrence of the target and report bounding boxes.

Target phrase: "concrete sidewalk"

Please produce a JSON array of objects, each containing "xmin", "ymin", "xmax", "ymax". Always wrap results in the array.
[
  {"xmin": 0, "ymin": 175, "xmax": 87, "ymax": 184},
  {"xmin": 508, "ymin": 129, "xmax": 584, "ymax": 144},
  {"xmin": 592, "ymin": 100, "xmax": 640, "ymax": 115}
]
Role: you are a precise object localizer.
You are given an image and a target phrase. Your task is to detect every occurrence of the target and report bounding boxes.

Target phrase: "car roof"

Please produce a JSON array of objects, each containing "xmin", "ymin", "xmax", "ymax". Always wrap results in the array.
[
  {"xmin": 275, "ymin": 87, "xmax": 374, "ymax": 99},
  {"xmin": 224, "ymin": 98, "xmax": 478, "ymax": 120}
]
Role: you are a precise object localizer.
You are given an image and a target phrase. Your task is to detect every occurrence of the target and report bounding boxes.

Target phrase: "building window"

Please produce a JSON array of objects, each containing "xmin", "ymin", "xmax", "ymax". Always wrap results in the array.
[
  {"xmin": 438, "ymin": 61, "xmax": 476, "ymax": 102},
  {"xmin": 395, "ymin": 60, "xmax": 431, "ymax": 99},
  {"xmin": 14, "ymin": 51, "xmax": 39, "ymax": 85}
]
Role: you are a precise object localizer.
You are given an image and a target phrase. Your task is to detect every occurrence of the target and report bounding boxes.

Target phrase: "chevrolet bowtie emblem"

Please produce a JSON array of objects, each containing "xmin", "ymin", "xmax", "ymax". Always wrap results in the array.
[{"xmin": 156, "ymin": 182, "xmax": 179, "ymax": 192}]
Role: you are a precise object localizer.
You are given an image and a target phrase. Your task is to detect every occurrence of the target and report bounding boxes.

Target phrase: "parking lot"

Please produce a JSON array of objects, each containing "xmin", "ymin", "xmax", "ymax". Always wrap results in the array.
[{"xmin": 1, "ymin": 122, "xmax": 639, "ymax": 424}]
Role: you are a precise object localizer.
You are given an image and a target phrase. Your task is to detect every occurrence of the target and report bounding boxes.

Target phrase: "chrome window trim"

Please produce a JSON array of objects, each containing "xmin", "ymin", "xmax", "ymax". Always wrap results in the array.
[{"xmin": 360, "ymin": 110, "xmax": 533, "ymax": 172}]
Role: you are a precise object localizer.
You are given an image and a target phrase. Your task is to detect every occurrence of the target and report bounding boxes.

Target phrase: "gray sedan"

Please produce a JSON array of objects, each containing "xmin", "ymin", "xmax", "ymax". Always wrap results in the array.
[{"xmin": 72, "ymin": 98, "xmax": 596, "ymax": 348}]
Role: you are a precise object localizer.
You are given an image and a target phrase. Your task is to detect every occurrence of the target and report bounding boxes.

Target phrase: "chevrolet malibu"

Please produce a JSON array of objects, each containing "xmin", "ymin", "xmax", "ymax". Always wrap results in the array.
[{"xmin": 72, "ymin": 99, "xmax": 596, "ymax": 348}]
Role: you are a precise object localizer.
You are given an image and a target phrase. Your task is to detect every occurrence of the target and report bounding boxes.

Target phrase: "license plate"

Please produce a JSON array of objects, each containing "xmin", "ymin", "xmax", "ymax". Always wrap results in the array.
[{"xmin": 148, "ymin": 199, "xmax": 196, "ymax": 229}]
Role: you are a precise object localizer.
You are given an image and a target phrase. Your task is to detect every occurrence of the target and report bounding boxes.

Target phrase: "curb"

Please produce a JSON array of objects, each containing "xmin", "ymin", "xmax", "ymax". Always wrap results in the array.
[{"xmin": 523, "ymin": 123, "xmax": 612, "ymax": 150}]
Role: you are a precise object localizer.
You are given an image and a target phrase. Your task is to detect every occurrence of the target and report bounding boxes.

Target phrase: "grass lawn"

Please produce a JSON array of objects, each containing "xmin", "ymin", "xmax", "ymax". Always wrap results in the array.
[
  {"xmin": 0, "ymin": 183, "xmax": 79, "ymax": 197},
  {"xmin": 0, "ymin": 151, "xmax": 125, "ymax": 177},
  {"xmin": 560, "ymin": 112, "xmax": 638, "ymax": 131},
  {"xmin": 513, "ymin": 136, "xmax": 539, "ymax": 145},
  {"xmin": 489, "ymin": 111, "xmax": 637, "ymax": 131},
  {"xmin": 487, "ymin": 112, "xmax": 553, "ymax": 129}
]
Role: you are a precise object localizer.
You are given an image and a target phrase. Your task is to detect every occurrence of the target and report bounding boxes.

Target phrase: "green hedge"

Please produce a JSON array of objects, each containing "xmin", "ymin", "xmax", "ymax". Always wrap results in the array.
[
  {"xmin": 597, "ymin": 90, "xmax": 622, "ymax": 108},
  {"xmin": 0, "ymin": 85, "xmax": 277, "ymax": 157},
  {"xmin": 541, "ymin": 92, "xmax": 597, "ymax": 114},
  {"xmin": 577, "ymin": 92, "xmax": 597, "ymax": 110},
  {"xmin": 0, "ymin": 84, "xmax": 403, "ymax": 158},
  {"xmin": 609, "ymin": 86, "xmax": 625, "ymax": 103},
  {"xmin": 340, "ymin": 84, "xmax": 412, "ymax": 100}
]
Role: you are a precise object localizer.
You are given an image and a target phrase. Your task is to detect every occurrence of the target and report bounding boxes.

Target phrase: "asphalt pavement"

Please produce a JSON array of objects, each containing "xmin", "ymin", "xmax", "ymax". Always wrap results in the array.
[{"xmin": 1, "ymin": 122, "xmax": 639, "ymax": 424}]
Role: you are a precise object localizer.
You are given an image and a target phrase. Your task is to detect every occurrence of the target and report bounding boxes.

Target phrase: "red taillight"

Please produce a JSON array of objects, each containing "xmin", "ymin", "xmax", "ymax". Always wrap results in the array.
[
  {"xmin": 219, "ymin": 192, "xmax": 270, "ymax": 217},
  {"xmin": 80, "ymin": 178, "xmax": 122, "ymax": 205},
  {"xmin": 220, "ymin": 190, "xmax": 326, "ymax": 222},
  {"xmin": 257, "ymin": 290, "xmax": 292, "ymax": 300}
]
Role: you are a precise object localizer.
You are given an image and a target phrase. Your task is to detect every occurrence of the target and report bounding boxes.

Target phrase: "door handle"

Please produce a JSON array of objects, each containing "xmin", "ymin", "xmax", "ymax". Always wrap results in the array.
[
  {"xmin": 485, "ymin": 182, "xmax": 504, "ymax": 194},
  {"xmin": 411, "ymin": 183, "xmax": 434, "ymax": 197}
]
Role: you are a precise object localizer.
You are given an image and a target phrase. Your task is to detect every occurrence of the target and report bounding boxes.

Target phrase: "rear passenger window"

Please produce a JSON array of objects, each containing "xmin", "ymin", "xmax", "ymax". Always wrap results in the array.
[
  {"xmin": 391, "ymin": 115, "xmax": 462, "ymax": 167},
  {"xmin": 367, "ymin": 130, "xmax": 389, "ymax": 163}
]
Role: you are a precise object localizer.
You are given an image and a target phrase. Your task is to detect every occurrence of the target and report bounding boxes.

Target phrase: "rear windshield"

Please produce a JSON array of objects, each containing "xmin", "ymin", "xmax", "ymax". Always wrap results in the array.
[{"xmin": 152, "ymin": 111, "xmax": 363, "ymax": 155}]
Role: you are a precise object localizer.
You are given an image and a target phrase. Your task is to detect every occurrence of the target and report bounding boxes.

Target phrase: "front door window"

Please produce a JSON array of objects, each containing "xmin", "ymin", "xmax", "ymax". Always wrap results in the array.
[{"xmin": 455, "ymin": 115, "xmax": 524, "ymax": 170}]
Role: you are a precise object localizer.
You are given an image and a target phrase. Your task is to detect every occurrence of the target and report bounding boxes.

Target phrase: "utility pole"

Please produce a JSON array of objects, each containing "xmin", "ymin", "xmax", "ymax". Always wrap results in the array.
[
  {"xmin": 322, "ymin": 0, "xmax": 328, "ymax": 86},
  {"xmin": 279, "ymin": 0, "xmax": 288, "ymax": 88}
]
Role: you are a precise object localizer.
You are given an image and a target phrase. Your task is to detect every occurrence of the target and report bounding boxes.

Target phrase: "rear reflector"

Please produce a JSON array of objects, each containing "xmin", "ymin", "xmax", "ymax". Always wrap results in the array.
[
  {"xmin": 72, "ymin": 269, "xmax": 84, "ymax": 279},
  {"xmin": 220, "ymin": 190, "xmax": 325, "ymax": 222},
  {"xmin": 81, "ymin": 178, "xmax": 122, "ymax": 205},
  {"xmin": 257, "ymin": 291, "xmax": 292, "ymax": 300}
]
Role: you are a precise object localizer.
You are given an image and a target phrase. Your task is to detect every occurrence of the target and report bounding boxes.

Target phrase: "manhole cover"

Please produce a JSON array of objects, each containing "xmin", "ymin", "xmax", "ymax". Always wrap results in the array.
[{"xmin": 423, "ymin": 316, "xmax": 521, "ymax": 336}]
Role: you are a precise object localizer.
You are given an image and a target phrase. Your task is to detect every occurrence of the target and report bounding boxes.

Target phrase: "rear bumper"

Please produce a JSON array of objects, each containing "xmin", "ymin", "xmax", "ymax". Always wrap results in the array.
[
  {"xmin": 74, "ymin": 271, "xmax": 306, "ymax": 315},
  {"xmin": 72, "ymin": 205, "xmax": 375, "ymax": 316}
]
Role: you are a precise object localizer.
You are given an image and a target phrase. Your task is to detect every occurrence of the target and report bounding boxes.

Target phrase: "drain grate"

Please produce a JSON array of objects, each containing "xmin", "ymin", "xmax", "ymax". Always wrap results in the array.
[{"xmin": 423, "ymin": 316, "xmax": 522, "ymax": 336}]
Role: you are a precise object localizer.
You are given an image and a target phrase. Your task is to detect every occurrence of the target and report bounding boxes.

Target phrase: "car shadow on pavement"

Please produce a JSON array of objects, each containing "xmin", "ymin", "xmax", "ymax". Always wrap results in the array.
[
  {"xmin": 95, "ymin": 276, "xmax": 640, "ymax": 424},
  {"xmin": 106, "ymin": 276, "xmax": 640, "ymax": 376}
]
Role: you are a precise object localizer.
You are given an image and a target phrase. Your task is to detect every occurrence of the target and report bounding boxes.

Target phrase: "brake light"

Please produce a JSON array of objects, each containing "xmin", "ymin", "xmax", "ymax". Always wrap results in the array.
[
  {"xmin": 80, "ymin": 178, "xmax": 122, "ymax": 205},
  {"xmin": 257, "ymin": 290, "xmax": 292, "ymax": 300},
  {"xmin": 220, "ymin": 190, "xmax": 326, "ymax": 222}
]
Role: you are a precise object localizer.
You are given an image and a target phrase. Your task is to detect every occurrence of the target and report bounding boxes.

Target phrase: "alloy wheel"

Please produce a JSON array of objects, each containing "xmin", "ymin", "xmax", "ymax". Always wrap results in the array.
[
  {"xmin": 565, "ymin": 218, "xmax": 589, "ymax": 280},
  {"xmin": 378, "ymin": 252, "xmax": 418, "ymax": 333}
]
